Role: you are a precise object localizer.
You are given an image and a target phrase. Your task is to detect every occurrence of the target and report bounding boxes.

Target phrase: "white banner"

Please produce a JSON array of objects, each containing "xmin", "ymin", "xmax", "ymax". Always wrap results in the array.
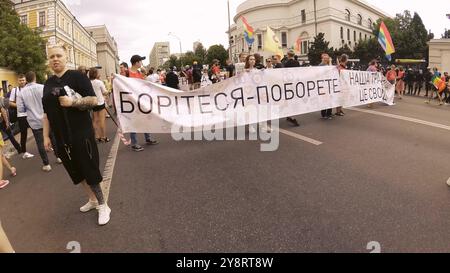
[{"xmin": 113, "ymin": 67, "xmax": 394, "ymax": 133}]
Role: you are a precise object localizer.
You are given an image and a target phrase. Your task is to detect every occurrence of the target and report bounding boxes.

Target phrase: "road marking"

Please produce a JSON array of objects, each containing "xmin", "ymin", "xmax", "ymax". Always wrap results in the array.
[
  {"xmin": 101, "ymin": 130, "xmax": 121, "ymax": 203},
  {"xmin": 348, "ymin": 107, "xmax": 450, "ymax": 131},
  {"xmin": 277, "ymin": 128, "xmax": 323, "ymax": 146}
]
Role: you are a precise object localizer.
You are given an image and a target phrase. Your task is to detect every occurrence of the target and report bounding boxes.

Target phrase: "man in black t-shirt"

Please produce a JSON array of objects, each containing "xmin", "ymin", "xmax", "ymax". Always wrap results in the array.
[
  {"xmin": 283, "ymin": 50, "xmax": 300, "ymax": 127},
  {"xmin": 43, "ymin": 45, "xmax": 111, "ymax": 226}
]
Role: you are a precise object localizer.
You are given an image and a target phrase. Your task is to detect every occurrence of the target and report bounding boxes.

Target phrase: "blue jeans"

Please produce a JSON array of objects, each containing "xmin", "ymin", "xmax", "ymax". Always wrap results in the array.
[{"xmin": 130, "ymin": 133, "xmax": 152, "ymax": 146}]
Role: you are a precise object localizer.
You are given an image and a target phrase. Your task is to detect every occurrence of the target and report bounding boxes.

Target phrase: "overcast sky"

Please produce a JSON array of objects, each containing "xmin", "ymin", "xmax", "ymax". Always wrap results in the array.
[{"xmin": 62, "ymin": 0, "xmax": 450, "ymax": 66}]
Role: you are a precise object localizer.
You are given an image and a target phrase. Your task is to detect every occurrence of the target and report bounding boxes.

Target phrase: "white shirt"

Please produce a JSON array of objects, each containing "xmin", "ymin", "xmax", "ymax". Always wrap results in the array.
[
  {"xmin": 10, "ymin": 87, "xmax": 27, "ymax": 117},
  {"xmin": 146, "ymin": 73, "xmax": 161, "ymax": 84},
  {"xmin": 16, "ymin": 83, "xmax": 44, "ymax": 130},
  {"xmin": 91, "ymin": 79, "xmax": 106, "ymax": 106}
]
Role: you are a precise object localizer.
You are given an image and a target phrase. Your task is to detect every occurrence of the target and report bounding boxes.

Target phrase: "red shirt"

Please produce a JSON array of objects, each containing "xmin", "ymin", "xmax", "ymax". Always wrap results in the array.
[
  {"xmin": 129, "ymin": 70, "xmax": 144, "ymax": 79},
  {"xmin": 386, "ymin": 70, "xmax": 397, "ymax": 81}
]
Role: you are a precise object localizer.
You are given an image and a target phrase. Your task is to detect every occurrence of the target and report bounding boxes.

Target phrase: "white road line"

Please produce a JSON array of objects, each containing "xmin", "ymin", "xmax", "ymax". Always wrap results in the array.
[
  {"xmin": 277, "ymin": 128, "xmax": 323, "ymax": 146},
  {"xmin": 101, "ymin": 130, "xmax": 121, "ymax": 203},
  {"xmin": 348, "ymin": 107, "xmax": 450, "ymax": 131}
]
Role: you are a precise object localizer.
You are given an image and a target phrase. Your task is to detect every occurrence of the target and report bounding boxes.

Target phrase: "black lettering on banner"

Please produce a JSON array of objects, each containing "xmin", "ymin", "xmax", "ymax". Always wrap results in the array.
[
  {"xmin": 359, "ymin": 88, "xmax": 365, "ymax": 102},
  {"xmin": 284, "ymin": 83, "xmax": 294, "ymax": 100},
  {"xmin": 364, "ymin": 88, "xmax": 369, "ymax": 101},
  {"xmin": 214, "ymin": 93, "xmax": 228, "ymax": 111},
  {"xmin": 325, "ymin": 79, "xmax": 333, "ymax": 94},
  {"xmin": 333, "ymin": 79, "xmax": 340, "ymax": 93},
  {"xmin": 368, "ymin": 88, "xmax": 373, "ymax": 100},
  {"xmin": 296, "ymin": 82, "xmax": 306, "ymax": 98},
  {"xmin": 256, "ymin": 86, "xmax": 269, "ymax": 104},
  {"xmin": 137, "ymin": 93, "xmax": 153, "ymax": 114},
  {"xmin": 198, "ymin": 95, "xmax": 212, "ymax": 114},
  {"xmin": 157, "ymin": 95, "xmax": 172, "ymax": 114},
  {"xmin": 377, "ymin": 87, "xmax": 382, "ymax": 98},
  {"xmin": 317, "ymin": 80, "xmax": 325, "ymax": 96},
  {"xmin": 231, "ymin": 87, "xmax": 244, "ymax": 108},
  {"xmin": 349, "ymin": 72, "xmax": 355, "ymax": 85},
  {"xmin": 174, "ymin": 96, "xmax": 180, "ymax": 115},
  {"xmin": 120, "ymin": 91, "xmax": 134, "ymax": 114},
  {"xmin": 181, "ymin": 96, "xmax": 195, "ymax": 114},
  {"xmin": 271, "ymin": 84, "xmax": 282, "ymax": 102},
  {"xmin": 307, "ymin": 81, "xmax": 316, "ymax": 97}
]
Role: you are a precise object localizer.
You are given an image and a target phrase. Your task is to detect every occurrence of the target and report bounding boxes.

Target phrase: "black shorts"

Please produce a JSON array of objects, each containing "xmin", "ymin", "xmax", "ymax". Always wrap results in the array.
[
  {"xmin": 57, "ymin": 134, "xmax": 102, "ymax": 186},
  {"xmin": 93, "ymin": 104, "xmax": 105, "ymax": 112}
]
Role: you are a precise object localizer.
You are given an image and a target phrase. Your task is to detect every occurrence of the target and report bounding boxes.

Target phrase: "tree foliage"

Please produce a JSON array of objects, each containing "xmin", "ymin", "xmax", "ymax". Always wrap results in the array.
[
  {"xmin": 206, "ymin": 44, "xmax": 228, "ymax": 66},
  {"xmin": 0, "ymin": 0, "xmax": 47, "ymax": 82},
  {"xmin": 194, "ymin": 43, "xmax": 207, "ymax": 65},
  {"xmin": 307, "ymin": 33, "xmax": 334, "ymax": 65}
]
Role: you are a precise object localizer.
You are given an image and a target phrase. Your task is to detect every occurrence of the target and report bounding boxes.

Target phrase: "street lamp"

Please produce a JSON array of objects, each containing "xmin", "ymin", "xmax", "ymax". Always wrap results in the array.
[{"xmin": 168, "ymin": 32, "xmax": 183, "ymax": 66}]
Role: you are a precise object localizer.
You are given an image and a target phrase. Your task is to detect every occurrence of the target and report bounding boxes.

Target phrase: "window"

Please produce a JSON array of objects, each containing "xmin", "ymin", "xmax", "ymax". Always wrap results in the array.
[
  {"xmin": 347, "ymin": 29, "xmax": 350, "ymax": 41},
  {"xmin": 56, "ymin": 14, "xmax": 59, "ymax": 27},
  {"xmin": 368, "ymin": 18, "xmax": 373, "ymax": 29},
  {"xmin": 281, "ymin": 32, "xmax": 287, "ymax": 48},
  {"xmin": 301, "ymin": 9, "xmax": 306, "ymax": 23},
  {"xmin": 67, "ymin": 22, "xmax": 70, "ymax": 34},
  {"xmin": 354, "ymin": 31, "xmax": 356, "ymax": 42},
  {"xmin": 359, "ymin": 32, "xmax": 362, "ymax": 41},
  {"xmin": 257, "ymin": 33, "xmax": 262, "ymax": 50},
  {"xmin": 357, "ymin": 14, "xmax": 362, "ymax": 25},
  {"xmin": 365, "ymin": 34, "xmax": 367, "ymax": 40},
  {"xmin": 345, "ymin": 9, "xmax": 351, "ymax": 21},
  {"xmin": 301, "ymin": 40, "xmax": 309, "ymax": 55},
  {"xmin": 20, "ymin": 15, "xmax": 27, "ymax": 25},
  {"xmin": 340, "ymin": 27, "xmax": 343, "ymax": 39},
  {"xmin": 39, "ymin": 11, "xmax": 46, "ymax": 27},
  {"xmin": 62, "ymin": 18, "xmax": 65, "ymax": 32}
]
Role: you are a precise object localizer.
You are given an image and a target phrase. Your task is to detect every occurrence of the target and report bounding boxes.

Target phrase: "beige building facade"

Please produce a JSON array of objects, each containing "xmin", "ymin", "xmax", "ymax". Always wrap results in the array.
[
  {"xmin": 229, "ymin": 0, "xmax": 390, "ymax": 62},
  {"xmin": 149, "ymin": 42, "xmax": 171, "ymax": 68},
  {"xmin": 13, "ymin": 0, "xmax": 98, "ymax": 70},
  {"xmin": 86, "ymin": 25, "xmax": 120, "ymax": 79},
  {"xmin": 428, "ymin": 39, "xmax": 450, "ymax": 73}
]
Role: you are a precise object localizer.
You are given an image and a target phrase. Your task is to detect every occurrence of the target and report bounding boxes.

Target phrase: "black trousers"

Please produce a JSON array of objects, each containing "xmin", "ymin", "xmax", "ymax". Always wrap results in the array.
[
  {"xmin": 321, "ymin": 109, "xmax": 332, "ymax": 118},
  {"xmin": 18, "ymin": 117, "xmax": 29, "ymax": 154}
]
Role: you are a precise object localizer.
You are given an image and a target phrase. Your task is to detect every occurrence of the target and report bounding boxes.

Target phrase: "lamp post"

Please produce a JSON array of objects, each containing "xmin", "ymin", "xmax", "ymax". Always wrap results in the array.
[{"xmin": 168, "ymin": 32, "xmax": 183, "ymax": 67}]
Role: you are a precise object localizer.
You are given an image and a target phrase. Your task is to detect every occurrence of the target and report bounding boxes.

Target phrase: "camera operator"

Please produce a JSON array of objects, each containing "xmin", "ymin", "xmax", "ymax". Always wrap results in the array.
[{"xmin": 42, "ymin": 45, "xmax": 111, "ymax": 226}]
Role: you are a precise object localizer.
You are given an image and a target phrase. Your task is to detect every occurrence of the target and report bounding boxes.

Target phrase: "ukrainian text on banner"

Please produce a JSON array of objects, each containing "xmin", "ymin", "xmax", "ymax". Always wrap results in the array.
[
  {"xmin": 113, "ymin": 66, "xmax": 393, "ymax": 133},
  {"xmin": 340, "ymin": 69, "xmax": 395, "ymax": 107}
]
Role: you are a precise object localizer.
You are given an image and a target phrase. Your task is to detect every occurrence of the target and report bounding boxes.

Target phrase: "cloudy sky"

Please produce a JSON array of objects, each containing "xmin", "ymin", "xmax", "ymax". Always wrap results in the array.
[{"xmin": 62, "ymin": 0, "xmax": 449, "ymax": 65}]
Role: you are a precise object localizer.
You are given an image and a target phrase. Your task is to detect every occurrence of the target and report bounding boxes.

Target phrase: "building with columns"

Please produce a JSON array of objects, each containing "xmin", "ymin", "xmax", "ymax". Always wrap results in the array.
[
  {"xmin": 228, "ymin": 0, "xmax": 391, "ymax": 63},
  {"xmin": 428, "ymin": 39, "xmax": 450, "ymax": 73},
  {"xmin": 12, "ymin": 0, "xmax": 98, "ymax": 70}
]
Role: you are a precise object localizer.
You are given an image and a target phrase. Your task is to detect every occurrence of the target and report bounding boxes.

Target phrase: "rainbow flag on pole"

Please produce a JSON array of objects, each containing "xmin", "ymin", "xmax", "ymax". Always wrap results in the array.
[
  {"xmin": 378, "ymin": 21, "xmax": 395, "ymax": 61},
  {"xmin": 241, "ymin": 16, "xmax": 255, "ymax": 46},
  {"xmin": 432, "ymin": 75, "xmax": 447, "ymax": 93}
]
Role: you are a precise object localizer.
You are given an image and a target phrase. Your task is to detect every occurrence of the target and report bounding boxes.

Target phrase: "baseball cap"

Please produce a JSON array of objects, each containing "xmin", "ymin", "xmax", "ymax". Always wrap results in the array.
[{"xmin": 130, "ymin": 55, "xmax": 146, "ymax": 65}]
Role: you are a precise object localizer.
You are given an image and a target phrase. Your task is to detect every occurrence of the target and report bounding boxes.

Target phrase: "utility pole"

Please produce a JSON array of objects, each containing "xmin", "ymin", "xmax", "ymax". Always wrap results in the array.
[
  {"xmin": 227, "ymin": 0, "xmax": 232, "ymax": 61},
  {"xmin": 313, "ymin": 0, "xmax": 318, "ymax": 36}
]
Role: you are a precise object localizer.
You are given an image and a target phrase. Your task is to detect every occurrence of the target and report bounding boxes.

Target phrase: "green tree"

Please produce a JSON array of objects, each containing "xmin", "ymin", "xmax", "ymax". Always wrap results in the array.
[
  {"xmin": 307, "ymin": 33, "xmax": 334, "ymax": 65},
  {"xmin": 206, "ymin": 44, "xmax": 228, "ymax": 66},
  {"xmin": 0, "ymin": 0, "xmax": 47, "ymax": 82},
  {"xmin": 163, "ymin": 55, "xmax": 181, "ymax": 70},
  {"xmin": 332, "ymin": 44, "xmax": 353, "ymax": 62},
  {"xmin": 352, "ymin": 38, "xmax": 384, "ymax": 65},
  {"xmin": 180, "ymin": 51, "xmax": 200, "ymax": 67},
  {"xmin": 194, "ymin": 43, "xmax": 207, "ymax": 65}
]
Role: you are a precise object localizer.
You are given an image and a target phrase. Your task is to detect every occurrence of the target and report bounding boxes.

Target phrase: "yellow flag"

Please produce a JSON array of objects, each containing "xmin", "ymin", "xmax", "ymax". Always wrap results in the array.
[{"xmin": 264, "ymin": 26, "xmax": 283, "ymax": 57}]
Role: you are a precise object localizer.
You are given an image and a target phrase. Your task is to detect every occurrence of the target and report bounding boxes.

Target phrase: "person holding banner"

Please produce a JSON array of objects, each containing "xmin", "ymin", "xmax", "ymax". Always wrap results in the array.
[
  {"xmin": 319, "ymin": 53, "xmax": 333, "ymax": 120},
  {"xmin": 396, "ymin": 67, "xmax": 406, "ymax": 100},
  {"xmin": 335, "ymin": 54, "xmax": 348, "ymax": 116},
  {"xmin": 283, "ymin": 50, "xmax": 301, "ymax": 127},
  {"xmin": 128, "ymin": 55, "xmax": 159, "ymax": 151},
  {"xmin": 43, "ymin": 45, "xmax": 111, "ymax": 226}
]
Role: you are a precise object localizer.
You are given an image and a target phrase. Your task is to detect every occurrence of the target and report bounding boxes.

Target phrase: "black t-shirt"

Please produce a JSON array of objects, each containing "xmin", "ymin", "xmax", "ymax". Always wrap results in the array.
[
  {"xmin": 284, "ymin": 59, "xmax": 300, "ymax": 68},
  {"xmin": 43, "ymin": 70, "xmax": 96, "ymax": 146},
  {"xmin": 273, "ymin": 63, "xmax": 284, "ymax": 69},
  {"xmin": 166, "ymin": 71, "xmax": 179, "ymax": 89},
  {"xmin": 225, "ymin": 64, "xmax": 235, "ymax": 77}
]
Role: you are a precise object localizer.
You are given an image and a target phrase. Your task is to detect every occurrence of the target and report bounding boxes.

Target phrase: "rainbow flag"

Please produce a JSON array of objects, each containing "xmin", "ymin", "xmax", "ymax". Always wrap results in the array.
[
  {"xmin": 378, "ymin": 21, "xmax": 395, "ymax": 61},
  {"xmin": 241, "ymin": 16, "xmax": 255, "ymax": 45},
  {"xmin": 432, "ymin": 76, "xmax": 447, "ymax": 93}
]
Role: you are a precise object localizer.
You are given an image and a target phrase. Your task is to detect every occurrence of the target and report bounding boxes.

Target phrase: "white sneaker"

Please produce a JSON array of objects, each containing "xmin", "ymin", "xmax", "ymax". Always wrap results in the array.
[
  {"xmin": 97, "ymin": 204, "xmax": 111, "ymax": 226},
  {"xmin": 249, "ymin": 125, "xmax": 257, "ymax": 134},
  {"xmin": 42, "ymin": 165, "xmax": 52, "ymax": 172},
  {"xmin": 80, "ymin": 200, "xmax": 99, "ymax": 213},
  {"xmin": 56, "ymin": 158, "xmax": 63, "ymax": 164},
  {"xmin": 22, "ymin": 152, "xmax": 34, "ymax": 159}
]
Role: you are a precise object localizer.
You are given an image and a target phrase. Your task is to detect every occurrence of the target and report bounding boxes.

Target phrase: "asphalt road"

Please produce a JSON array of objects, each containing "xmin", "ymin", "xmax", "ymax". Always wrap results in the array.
[{"xmin": 1, "ymin": 95, "xmax": 450, "ymax": 253}]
